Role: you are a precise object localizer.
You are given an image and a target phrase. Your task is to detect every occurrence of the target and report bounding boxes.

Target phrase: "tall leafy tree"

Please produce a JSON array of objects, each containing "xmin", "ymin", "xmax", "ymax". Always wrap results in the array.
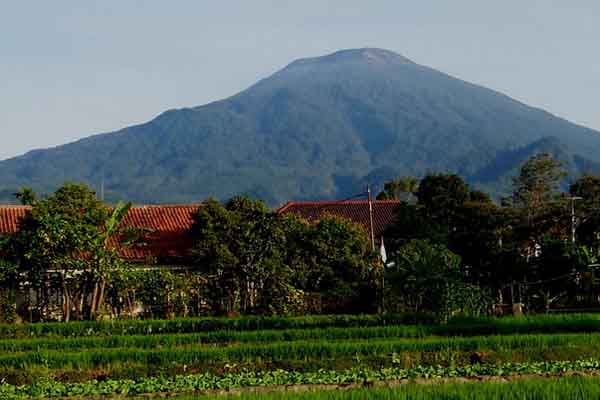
[
  {"xmin": 385, "ymin": 240, "xmax": 460, "ymax": 312},
  {"xmin": 509, "ymin": 153, "xmax": 569, "ymax": 260},
  {"xmin": 570, "ymin": 175, "xmax": 600, "ymax": 246},
  {"xmin": 190, "ymin": 196, "xmax": 287, "ymax": 315},
  {"xmin": 0, "ymin": 234, "xmax": 18, "ymax": 322},
  {"xmin": 14, "ymin": 187, "xmax": 37, "ymax": 205},
  {"xmin": 89, "ymin": 201, "xmax": 132, "ymax": 319},
  {"xmin": 417, "ymin": 173, "xmax": 470, "ymax": 221},
  {"xmin": 386, "ymin": 173, "xmax": 472, "ymax": 246},
  {"xmin": 286, "ymin": 215, "xmax": 376, "ymax": 313},
  {"xmin": 469, "ymin": 189, "xmax": 493, "ymax": 204},
  {"xmin": 377, "ymin": 176, "xmax": 419, "ymax": 201},
  {"xmin": 384, "ymin": 174, "xmax": 473, "ymax": 251},
  {"xmin": 511, "ymin": 153, "xmax": 567, "ymax": 214},
  {"xmin": 6, "ymin": 184, "xmax": 129, "ymax": 321},
  {"xmin": 451, "ymin": 200, "xmax": 505, "ymax": 283},
  {"xmin": 570, "ymin": 175, "xmax": 600, "ymax": 204}
]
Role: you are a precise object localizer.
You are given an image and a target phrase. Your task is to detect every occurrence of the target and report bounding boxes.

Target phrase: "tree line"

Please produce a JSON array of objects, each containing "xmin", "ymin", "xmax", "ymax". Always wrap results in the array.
[
  {"xmin": 381, "ymin": 153, "xmax": 600, "ymax": 316},
  {"xmin": 0, "ymin": 187, "xmax": 376, "ymax": 322},
  {"xmin": 0, "ymin": 152, "xmax": 599, "ymax": 322}
]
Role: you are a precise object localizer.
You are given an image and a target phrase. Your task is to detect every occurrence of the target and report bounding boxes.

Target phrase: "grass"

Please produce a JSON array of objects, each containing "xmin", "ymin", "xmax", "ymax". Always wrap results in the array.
[
  {"xmin": 0, "ymin": 326, "xmax": 432, "ymax": 353},
  {"xmin": 2, "ymin": 329, "xmax": 600, "ymax": 355},
  {"xmin": 5, "ymin": 313, "xmax": 600, "ymax": 339},
  {"xmin": 190, "ymin": 376, "xmax": 600, "ymax": 400},
  {"xmin": 0, "ymin": 313, "xmax": 432, "ymax": 339},
  {"xmin": 7, "ymin": 313, "xmax": 600, "ymax": 394},
  {"xmin": 4, "ymin": 332, "xmax": 600, "ymax": 371}
]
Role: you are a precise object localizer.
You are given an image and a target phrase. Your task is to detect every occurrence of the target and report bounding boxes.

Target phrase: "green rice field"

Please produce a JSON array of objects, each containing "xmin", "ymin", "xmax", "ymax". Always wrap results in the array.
[
  {"xmin": 179, "ymin": 376, "xmax": 600, "ymax": 400},
  {"xmin": 3, "ymin": 313, "xmax": 600, "ymax": 399}
]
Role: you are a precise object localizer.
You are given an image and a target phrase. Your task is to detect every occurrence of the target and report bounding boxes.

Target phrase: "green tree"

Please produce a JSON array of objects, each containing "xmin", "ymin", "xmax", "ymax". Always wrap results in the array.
[
  {"xmin": 570, "ymin": 175, "xmax": 600, "ymax": 204},
  {"xmin": 190, "ymin": 196, "xmax": 288, "ymax": 315},
  {"xmin": 386, "ymin": 239, "xmax": 461, "ymax": 315},
  {"xmin": 469, "ymin": 189, "xmax": 493, "ymax": 204},
  {"xmin": 377, "ymin": 176, "xmax": 419, "ymax": 201},
  {"xmin": 417, "ymin": 173, "xmax": 469, "ymax": 209},
  {"xmin": 385, "ymin": 173, "xmax": 471, "ymax": 246},
  {"xmin": 417, "ymin": 173, "xmax": 470, "ymax": 227},
  {"xmin": 286, "ymin": 215, "xmax": 376, "ymax": 313},
  {"xmin": 0, "ymin": 234, "xmax": 18, "ymax": 322},
  {"xmin": 88, "ymin": 201, "xmax": 132, "ymax": 319},
  {"xmin": 570, "ymin": 175, "xmax": 600, "ymax": 247},
  {"xmin": 450, "ymin": 200, "xmax": 506, "ymax": 285},
  {"xmin": 383, "ymin": 202, "xmax": 448, "ymax": 250},
  {"xmin": 14, "ymin": 187, "xmax": 37, "ymax": 205},
  {"xmin": 383, "ymin": 175, "xmax": 486, "ymax": 252},
  {"xmin": 511, "ymin": 153, "xmax": 567, "ymax": 216},
  {"xmin": 6, "ymin": 184, "xmax": 128, "ymax": 321},
  {"xmin": 505, "ymin": 154, "xmax": 570, "ymax": 279}
]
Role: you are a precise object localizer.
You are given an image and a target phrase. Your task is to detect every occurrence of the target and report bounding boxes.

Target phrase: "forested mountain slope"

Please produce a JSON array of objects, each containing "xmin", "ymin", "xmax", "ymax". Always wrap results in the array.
[{"xmin": 1, "ymin": 48, "xmax": 599, "ymax": 205}]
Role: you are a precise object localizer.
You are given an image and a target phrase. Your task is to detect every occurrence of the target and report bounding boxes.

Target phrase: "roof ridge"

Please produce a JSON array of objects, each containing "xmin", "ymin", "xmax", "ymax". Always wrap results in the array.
[
  {"xmin": 129, "ymin": 204, "xmax": 202, "ymax": 208},
  {"xmin": 277, "ymin": 199, "xmax": 402, "ymax": 214},
  {"xmin": 0, "ymin": 204, "xmax": 201, "ymax": 209},
  {"xmin": 281, "ymin": 199, "xmax": 402, "ymax": 205}
]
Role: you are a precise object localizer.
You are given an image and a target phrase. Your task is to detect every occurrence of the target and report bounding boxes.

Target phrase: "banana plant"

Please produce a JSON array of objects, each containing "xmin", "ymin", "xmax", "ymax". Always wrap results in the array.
[{"xmin": 89, "ymin": 201, "xmax": 132, "ymax": 319}]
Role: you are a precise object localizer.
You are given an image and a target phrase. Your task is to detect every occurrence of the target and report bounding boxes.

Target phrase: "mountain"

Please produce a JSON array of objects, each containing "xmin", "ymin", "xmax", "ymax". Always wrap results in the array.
[{"xmin": 1, "ymin": 48, "xmax": 600, "ymax": 205}]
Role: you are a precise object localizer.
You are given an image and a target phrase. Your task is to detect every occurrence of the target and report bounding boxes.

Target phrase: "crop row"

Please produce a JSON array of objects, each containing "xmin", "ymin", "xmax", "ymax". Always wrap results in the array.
[
  {"xmin": 2, "ymin": 359, "xmax": 600, "ymax": 399},
  {"xmin": 188, "ymin": 376, "xmax": 600, "ymax": 400},
  {"xmin": 0, "ymin": 314, "xmax": 432, "ymax": 339},
  {"xmin": 12, "ymin": 321, "xmax": 600, "ymax": 353},
  {"xmin": 5, "ymin": 313, "xmax": 600, "ymax": 339},
  {"xmin": 3, "ymin": 332, "xmax": 600, "ymax": 370},
  {"xmin": 0, "ymin": 326, "xmax": 432, "ymax": 353}
]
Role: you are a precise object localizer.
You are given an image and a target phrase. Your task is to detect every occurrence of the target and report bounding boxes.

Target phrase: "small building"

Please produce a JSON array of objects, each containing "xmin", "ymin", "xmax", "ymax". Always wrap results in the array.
[
  {"xmin": 0, "ymin": 205, "xmax": 201, "ymax": 265},
  {"xmin": 277, "ymin": 200, "xmax": 401, "ymax": 242},
  {"xmin": 0, "ymin": 201, "xmax": 402, "ymax": 320},
  {"xmin": 2, "ymin": 201, "xmax": 402, "ymax": 255}
]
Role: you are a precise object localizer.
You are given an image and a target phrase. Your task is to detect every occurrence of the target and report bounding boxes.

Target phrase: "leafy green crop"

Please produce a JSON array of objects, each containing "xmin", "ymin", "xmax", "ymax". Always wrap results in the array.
[
  {"xmin": 2, "ymin": 360, "xmax": 600, "ymax": 399},
  {"xmin": 173, "ymin": 376, "xmax": 600, "ymax": 400}
]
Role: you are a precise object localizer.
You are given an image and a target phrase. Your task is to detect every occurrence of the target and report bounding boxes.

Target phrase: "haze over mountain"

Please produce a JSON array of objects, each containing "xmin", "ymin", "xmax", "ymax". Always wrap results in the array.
[{"xmin": 1, "ymin": 48, "xmax": 600, "ymax": 205}]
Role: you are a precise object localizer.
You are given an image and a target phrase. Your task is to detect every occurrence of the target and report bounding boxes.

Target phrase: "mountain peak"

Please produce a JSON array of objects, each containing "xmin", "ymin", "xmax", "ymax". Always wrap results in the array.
[
  {"xmin": 2, "ymin": 48, "xmax": 600, "ymax": 206},
  {"xmin": 286, "ymin": 48, "xmax": 415, "ymax": 69}
]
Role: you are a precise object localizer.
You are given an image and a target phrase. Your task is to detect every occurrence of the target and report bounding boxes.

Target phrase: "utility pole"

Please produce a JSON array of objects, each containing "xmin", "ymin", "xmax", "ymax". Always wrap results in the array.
[
  {"xmin": 569, "ymin": 196, "xmax": 583, "ymax": 287},
  {"xmin": 367, "ymin": 185, "xmax": 375, "ymax": 252},
  {"xmin": 570, "ymin": 196, "xmax": 583, "ymax": 247},
  {"xmin": 379, "ymin": 236, "xmax": 387, "ymax": 314},
  {"xmin": 100, "ymin": 175, "xmax": 105, "ymax": 203}
]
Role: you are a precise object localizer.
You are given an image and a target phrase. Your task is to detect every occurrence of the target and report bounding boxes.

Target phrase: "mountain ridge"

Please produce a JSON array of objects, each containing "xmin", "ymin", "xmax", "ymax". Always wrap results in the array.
[{"xmin": 1, "ymin": 48, "xmax": 599, "ymax": 205}]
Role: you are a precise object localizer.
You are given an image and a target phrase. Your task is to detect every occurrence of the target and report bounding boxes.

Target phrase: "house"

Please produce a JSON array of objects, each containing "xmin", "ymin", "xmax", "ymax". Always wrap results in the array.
[
  {"xmin": 1, "ymin": 200, "xmax": 402, "ymax": 260},
  {"xmin": 0, "ymin": 204, "xmax": 203, "ymax": 320},
  {"xmin": 0, "ymin": 205, "xmax": 201, "ymax": 265},
  {"xmin": 277, "ymin": 200, "xmax": 402, "ymax": 242},
  {"xmin": 1, "ymin": 201, "xmax": 402, "ymax": 319}
]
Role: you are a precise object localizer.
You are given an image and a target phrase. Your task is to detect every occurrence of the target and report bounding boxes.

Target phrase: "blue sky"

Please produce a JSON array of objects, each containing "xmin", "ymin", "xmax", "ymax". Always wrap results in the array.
[{"xmin": 1, "ymin": 1, "xmax": 599, "ymax": 160}]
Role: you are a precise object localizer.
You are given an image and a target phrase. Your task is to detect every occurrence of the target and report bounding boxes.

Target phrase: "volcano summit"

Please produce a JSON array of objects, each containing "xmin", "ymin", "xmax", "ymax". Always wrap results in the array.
[{"xmin": 1, "ymin": 48, "xmax": 599, "ymax": 205}]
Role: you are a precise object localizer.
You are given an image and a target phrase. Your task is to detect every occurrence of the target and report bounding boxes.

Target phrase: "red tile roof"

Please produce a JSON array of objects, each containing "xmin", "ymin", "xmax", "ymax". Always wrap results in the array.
[
  {"xmin": 277, "ymin": 200, "xmax": 401, "ymax": 239},
  {"xmin": 0, "ymin": 206, "xmax": 30, "ymax": 233},
  {"xmin": 1, "ymin": 200, "xmax": 402, "ymax": 262},
  {"xmin": 0, "ymin": 205, "xmax": 200, "ymax": 263},
  {"xmin": 116, "ymin": 205, "xmax": 200, "ymax": 262}
]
